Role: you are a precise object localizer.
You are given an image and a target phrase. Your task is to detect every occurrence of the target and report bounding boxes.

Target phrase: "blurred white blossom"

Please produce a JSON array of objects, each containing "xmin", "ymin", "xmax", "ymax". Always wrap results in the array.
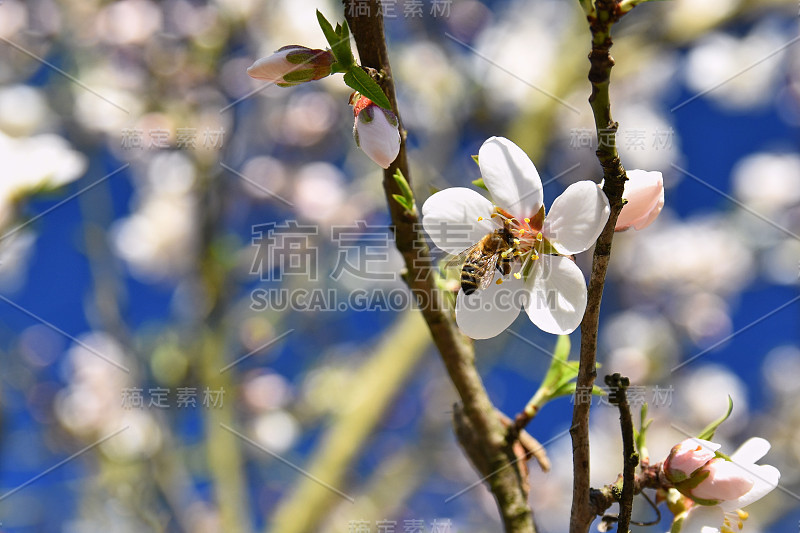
[
  {"xmin": 252, "ymin": 410, "xmax": 300, "ymax": 453},
  {"xmin": 732, "ymin": 151, "xmax": 800, "ymax": 214},
  {"xmin": 0, "ymin": 85, "xmax": 49, "ymax": 136},
  {"xmin": 613, "ymin": 215, "xmax": 754, "ymax": 295},
  {"xmin": 676, "ymin": 364, "xmax": 749, "ymax": 434},
  {"xmin": 0, "ymin": 131, "xmax": 87, "ymax": 229},
  {"xmin": 601, "ymin": 311, "xmax": 679, "ymax": 383},
  {"xmin": 685, "ymin": 22, "xmax": 789, "ymax": 110},
  {"xmin": 112, "ymin": 152, "xmax": 198, "ymax": 281}
]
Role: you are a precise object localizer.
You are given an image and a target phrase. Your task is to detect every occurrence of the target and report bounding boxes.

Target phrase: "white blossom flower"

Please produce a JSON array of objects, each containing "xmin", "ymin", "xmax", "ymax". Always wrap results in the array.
[
  {"xmin": 351, "ymin": 94, "xmax": 401, "ymax": 169},
  {"xmin": 422, "ymin": 136, "xmax": 610, "ymax": 338},
  {"xmin": 247, "ymin": 45, "xmax": 334, "ymax": 87},
  {"xmin": 671, "ymin": 438, "xmax": 780, "ymax": 533}
]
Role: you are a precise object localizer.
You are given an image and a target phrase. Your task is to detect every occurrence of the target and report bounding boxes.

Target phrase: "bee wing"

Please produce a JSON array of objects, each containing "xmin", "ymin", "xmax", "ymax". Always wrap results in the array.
[
  {"xmin": 444, "ymin": 243, "xmax": 481, "ymax": 269},
  {"xmin": 478, "ymin": 253, "xmax": 501, "ymax": 290}
]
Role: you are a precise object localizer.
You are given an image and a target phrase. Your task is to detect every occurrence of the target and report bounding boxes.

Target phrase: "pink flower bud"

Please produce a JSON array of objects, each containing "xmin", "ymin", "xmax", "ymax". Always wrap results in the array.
[
  {"xmin": 615, "ymin": 169, "xmax": 664, "ymax": 231},
  {"xmin": 686, "ymin": 458, "xmax": 755, "ymax": 505},
  {"xmin": 351, "ymin": 95, "xmax": 400, "ymax": 169},
  {"xmin": 663, "ymin": 438, "xmax": 720, "ymax": 483},
  {"xmin": 247, "ymin": 46, "xmax": 334, "ymax": 87}
]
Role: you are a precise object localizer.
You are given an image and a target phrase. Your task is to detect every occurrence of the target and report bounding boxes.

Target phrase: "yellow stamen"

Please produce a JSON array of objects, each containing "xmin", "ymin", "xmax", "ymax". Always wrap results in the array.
[
  {"xmin": 513, "ymin": 272, "xmax": 521, "ymax": 279},
  {"xmin": 519, "ymin": 229, "xmax": 526, "ymax": 235},
  {"xmin": 524, "ymin": 217, "xmax": 530, "ymax": 223},
  {"xmin": 736, "ymin": 510, "xmax": 748, "ymax": 521},
  {"xmin": 513, "ymin": 238, "xmax": 521, "ymax": 245},
  {"xmin": 536, "ymin": 232, "xmax": 543, "ymax": 241},
  {"xmin": 477, "ymin": 216, "xmax": 483, "ymax": 221},
  {"xmin": 496, "ymin": 278, "xmax": 503, "ymax": 285}
]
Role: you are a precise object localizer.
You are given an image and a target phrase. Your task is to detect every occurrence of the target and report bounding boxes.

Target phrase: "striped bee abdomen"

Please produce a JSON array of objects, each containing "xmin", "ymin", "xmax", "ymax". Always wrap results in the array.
[{"xmin": 460, "ymin": 264, "xmax": 481, "ymax": 295}]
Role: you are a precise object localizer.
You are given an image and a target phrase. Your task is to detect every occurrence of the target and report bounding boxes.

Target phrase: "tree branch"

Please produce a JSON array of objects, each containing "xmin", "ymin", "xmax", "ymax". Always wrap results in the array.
[
  {"xmin": 570, "ymin": 1, "xmax": 630, "ymax": 531},
  {"xmin": 343, "ymin": 3, "xmax": 535, "ymax": 531},
  {"xmin": 604, "ymin": 374, "xmax": 638, "ymax": 532}
]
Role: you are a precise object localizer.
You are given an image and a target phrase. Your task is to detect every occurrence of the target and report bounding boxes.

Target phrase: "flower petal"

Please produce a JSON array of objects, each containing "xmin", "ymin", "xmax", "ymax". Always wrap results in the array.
[
  {"xmin": 681, "ymin": 505, "xmax": 724, "ymax": 533},
  {"xmin": 692, "ymin": 459, "xmax": 754, "ymax": 502},
  {"xmin": 422, "ymin": 188, "xmax": 496, "ymax": 254},
  {"xmin": 615, "ymin": 169, "xmax": 664, "ymax": 231},
  {"xmin": 478, "ymin": 137, "xmax": 543, "ymax": 218},
  {"xmin": 524, "ymin": 255, "xmax": 587, "ymax": 334},
  {"xmin": 729, "ymin": 437, "xmax": 771, "ymax": 464},
  {"xmin": 456, "ymin": 275, "xmax": 526, "ymax": 339},
  {"xmin": 721, "ymin": 464, "xmax": 780, "ymax": 511},
  {"xmin": 543, "ymin": 181, "xmax": 610, "ymax": 255}
]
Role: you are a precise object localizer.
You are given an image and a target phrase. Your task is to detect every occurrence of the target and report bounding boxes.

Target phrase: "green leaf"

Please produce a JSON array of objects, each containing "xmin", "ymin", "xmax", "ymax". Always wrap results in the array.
[
  {"xmin": 472, "ymin": 178, "xmax": 488, "ymax": 191},
  {"xmin": 393, "ymin": 169, "xmax": 413, "ymax": 200},
  {"xmin": 392, "ymin": 194, "xmax": 411, "ymax": 211},
  {"xmin": 344, "ymin": 67, "xmax": 392, "ymax": 110},
  {"xmin": 392, "ymin": 170, "xmax": 416, "ymax": 215},
  {"xmin": 635, "ymin": 403, "xmax": 652, "ymax": 457},
  {"xmin": 316, "ymin": 10, "xmax": 354, "ymax": 68},
  {"xmin": 316, "ymin": 10, "xmax": 337, "ymax": 48},
  {"xmin": 553, "ymin": 334, "xmax": 570, "ymax": 362},
  {"xmin": 697, "ymin": 396, "xmax": 733, "ymax": 441}
]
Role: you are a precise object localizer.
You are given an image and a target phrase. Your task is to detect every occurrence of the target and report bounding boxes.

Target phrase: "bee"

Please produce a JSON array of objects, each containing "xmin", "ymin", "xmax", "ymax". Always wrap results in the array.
[{"xmin": 448, "ymin": 222, "xmax": 517, "ymax": 295}]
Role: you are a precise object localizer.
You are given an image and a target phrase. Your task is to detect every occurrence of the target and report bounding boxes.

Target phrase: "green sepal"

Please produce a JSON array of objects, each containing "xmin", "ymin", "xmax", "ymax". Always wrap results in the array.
[
  {"xmin": 471, "ymin": 154, "xmax": 479, "ymax": 165},
  {"xmin": 697, "ymin": 396, "xmax": 733, "ymax": 441},
  {"xmin": 344, "ymin": 67, "xmax": 392, "ymax": 110},
  {"xmin": 282, "ymin": 69, "xmax": 315, "ymax": 83},
  {"xmin": 472, "ymin": 178, "xmax": 488, "ymax": 191}
]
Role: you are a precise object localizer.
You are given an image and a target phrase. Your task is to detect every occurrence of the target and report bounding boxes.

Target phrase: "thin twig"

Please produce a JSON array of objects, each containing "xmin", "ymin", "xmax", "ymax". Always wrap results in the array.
[
  {"xmin": 343, "ymin": 2, "xmax": 535, "ymax": 531},
  {"xmin": 604, "ymin": 374, "xmax": 638, "ymax": 532},
  {"xmin": 570, "ymin": 1, "xmax": 630, "ymax": 531}
]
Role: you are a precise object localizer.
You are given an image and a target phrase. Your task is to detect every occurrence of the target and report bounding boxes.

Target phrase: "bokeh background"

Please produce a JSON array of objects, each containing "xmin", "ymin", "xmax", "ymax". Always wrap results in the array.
[{"xmin": 0, "ymin": 0, "xmax": 798, "ymax": 531}]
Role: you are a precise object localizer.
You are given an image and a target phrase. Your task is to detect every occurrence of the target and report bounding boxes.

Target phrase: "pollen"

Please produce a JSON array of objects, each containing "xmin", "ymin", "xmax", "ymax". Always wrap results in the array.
[
  {"xmin": 477, "ymin": 216, "xmax": 484, "ymax": 221},
  {"xmin": 496, "ymin": 278, "xmax": 503, "ymax": 285},
  {"xmin": 524, "ymin": 217, "xmax": 530, "ymax": 223},
  {"xmin": 536, "ymin": 232, "xmax": 543, "ymax": 241},
  {"xmin": 513, "ymin": 272, "xmax": 521, "ymax": 279}
]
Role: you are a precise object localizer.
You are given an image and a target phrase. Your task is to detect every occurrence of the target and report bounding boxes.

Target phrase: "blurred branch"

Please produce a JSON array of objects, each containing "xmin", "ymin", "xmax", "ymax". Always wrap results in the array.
[
  {"xmin": 269, "ymin": 311, "xmax": 429, "ymax": 532},
  {"xmin": 343, "ymin": 2, "xmax": 535, "ymax": 531},
  {"xmin": 199, "ymin": 330, "xmax": 251, "ymax": 533},
  {"xmin": 570, "ymin": 1, "xmax": 630, "ymax": 531},
  {"xmin": 194, "ymin": 163, "xmax": 252, "ymax": 533}
]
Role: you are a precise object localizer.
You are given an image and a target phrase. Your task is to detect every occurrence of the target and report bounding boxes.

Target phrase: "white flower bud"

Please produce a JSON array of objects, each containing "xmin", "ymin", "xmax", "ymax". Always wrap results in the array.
[
  {"xmin": 351, "ymin": 95, "xmax": 400, "ymax": 169},
  {"xmin": 247, "ymin": 46, "xmax": 334, "ymax": 87},
  {"xmin": 614, "ymin": 169, "xmax": 664, "ymax": 231}
]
